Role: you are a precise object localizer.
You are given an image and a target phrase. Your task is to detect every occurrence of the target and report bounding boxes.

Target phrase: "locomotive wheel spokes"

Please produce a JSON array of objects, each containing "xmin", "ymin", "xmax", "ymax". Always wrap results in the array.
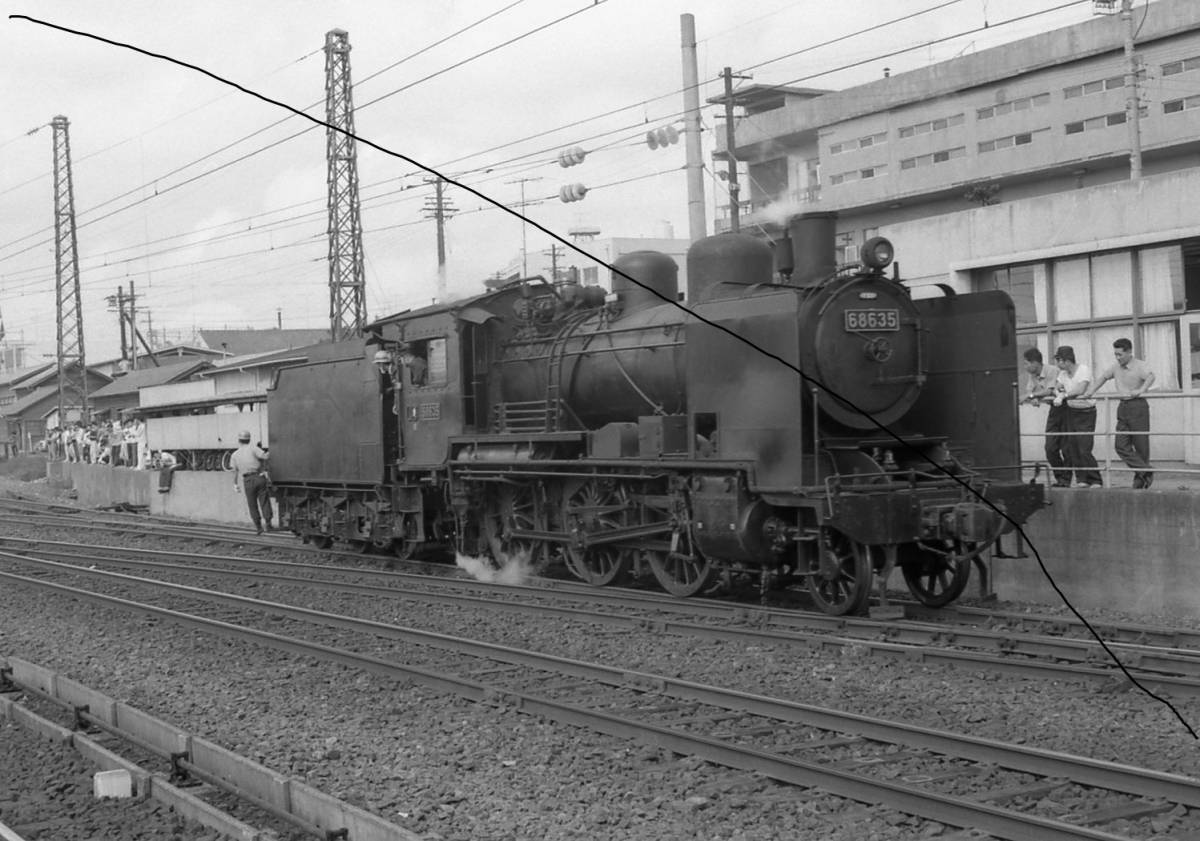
[
  {"xmin": 485, "ymin": 484, "xmax": 546, "ymax": 569},
  {"xmin": 807, "ymin": 529, "xmax": 872, "ymax": 616},
  {"xmin": 900, "ymin": 540, "xmax": 975, "ymax": 607},
  {"xmin": 646, "ymin": 549, "xmax": 717, "ymax": 597},
  {"xmin": 566, "ymin": 545, "xmax": 632, "ymax": 586},
  {"xmin": 564, "ymin": 480, "xmax": 633, "ymax": 586}
]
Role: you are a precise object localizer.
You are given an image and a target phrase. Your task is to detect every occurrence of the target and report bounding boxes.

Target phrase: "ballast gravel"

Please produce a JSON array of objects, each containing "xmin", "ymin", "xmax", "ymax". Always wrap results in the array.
[{"xmin": 0, "ymin": 478, "xmax": 1198, "ymax": 840}]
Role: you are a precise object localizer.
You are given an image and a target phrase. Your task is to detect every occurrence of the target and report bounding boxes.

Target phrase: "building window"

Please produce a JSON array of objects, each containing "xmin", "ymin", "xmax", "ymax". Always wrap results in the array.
[
  {"xmin": 1138, "ymin": 245, "xmax": 1186, "ymax": 313},
  {"xmin": 1161, "ymin": 56, "xmax": 1200, "ymax": 76},
  {"xmin": 1164, "ymin": 95, "xmax": 1200, "ymax": 114},
  {"xmin": 979, "ymin": 263, "xmax": 1047, "ymax": 326},
  {"xmin": 976, "ymin": 93, "xmax": 1049, "ymax": 120},
  {"xmin": 1065, "ymin": 109, "xmax": 1145, "ymax": 133},
  {"xmin": 1062, "ymin": 76, "xmax": 1123, "ymax": 99},
  {"xmin": 898, "ymin": 113, "xmax": 963, "ymax": 137},
  {"xmin": 900, "ymin": 146, "xmax": 965, "ymax": 170},
  {"xmin": 978, "ymin": 246, "xmax": 1192, "ymax": 390},
  {"xmin": 829, "ymin": 132, "xmax": 886, "ymax": 155},
  {"xmin": 979, "ymin": 127, "xmax": 1049, "ymax": 153}
]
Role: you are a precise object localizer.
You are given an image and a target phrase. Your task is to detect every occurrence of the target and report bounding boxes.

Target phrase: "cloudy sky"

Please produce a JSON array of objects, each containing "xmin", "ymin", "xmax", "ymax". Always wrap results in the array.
[{"xmin": 0, "ymin": 0, "xmax": 1096, "ymax": 363}]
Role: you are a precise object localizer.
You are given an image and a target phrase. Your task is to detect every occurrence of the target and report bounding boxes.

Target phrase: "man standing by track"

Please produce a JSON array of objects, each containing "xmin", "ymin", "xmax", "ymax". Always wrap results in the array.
[{"xmin": 230, "ymin": 430, "xmax": 273, "ymax": 534}]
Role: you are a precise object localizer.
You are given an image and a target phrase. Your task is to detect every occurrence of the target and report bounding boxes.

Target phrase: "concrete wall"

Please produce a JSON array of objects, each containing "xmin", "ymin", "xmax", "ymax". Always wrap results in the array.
[
  {"xmin": 995, "ymin": 486, "xmax": 1200, "ymax": 616},
  {"xmin": 50, "ymin": 462, "xmax": 258, "ymax": 526}
]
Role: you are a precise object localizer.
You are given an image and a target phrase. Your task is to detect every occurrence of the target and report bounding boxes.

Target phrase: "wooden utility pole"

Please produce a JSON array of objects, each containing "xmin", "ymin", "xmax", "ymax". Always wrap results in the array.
[{"xmin": 722, "ymin": 67, "xmax": 741, "ymax": 233}]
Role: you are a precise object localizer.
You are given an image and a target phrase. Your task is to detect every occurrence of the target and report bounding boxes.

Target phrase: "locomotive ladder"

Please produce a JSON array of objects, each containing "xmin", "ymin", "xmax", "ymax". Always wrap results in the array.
[{"xmin": 543, "ymin": 319, "xmax": 578, "ymax": 431}]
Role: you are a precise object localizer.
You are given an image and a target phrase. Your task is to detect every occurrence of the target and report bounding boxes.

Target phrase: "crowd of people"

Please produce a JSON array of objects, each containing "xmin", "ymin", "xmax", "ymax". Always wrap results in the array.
[
  {"xmin": 44, "ymin": 417, "xmax": 148, "ymax": 468},
  {"xmin": 1023, "ymin": 337, "xmax": 1156, "ymax": 489}
]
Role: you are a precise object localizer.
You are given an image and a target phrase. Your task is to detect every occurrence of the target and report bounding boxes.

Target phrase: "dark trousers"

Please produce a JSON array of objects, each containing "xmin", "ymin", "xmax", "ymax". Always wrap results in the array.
[
  {"xmin": 1065, "ymin": 406, "xmax": 1102, "ymax": 486},
  {"xmin": 1115, "ymin": 397, "xmax": 1152, "ymax": 486},
  {"xmin": 243, "ymin": 474, "xmax": 274, "ymax": 529},
  {"xmin": 158, "ymin": 466, "xmax": 179, "ymax": 493},
  {"xmin": 1044, "ymin": 405, "xmax": 1071, "ymax": 486}
]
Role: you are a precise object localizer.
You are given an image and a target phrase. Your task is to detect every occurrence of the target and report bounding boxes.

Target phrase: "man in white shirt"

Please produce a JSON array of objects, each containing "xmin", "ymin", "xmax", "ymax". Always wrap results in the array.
[
  {"xmin": 230, "ymin": 430, "xmax": 273, "ymax": 534},
  {"xmin": 1052, "ymin": 345, "xmax": 1102, "ymax": 487}
]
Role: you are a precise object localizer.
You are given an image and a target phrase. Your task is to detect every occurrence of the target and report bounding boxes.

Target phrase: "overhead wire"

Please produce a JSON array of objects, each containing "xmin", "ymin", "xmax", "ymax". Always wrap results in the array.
[{"xmin": 14, "ymin": 11, "xmax": 1195, "ymax": 741}]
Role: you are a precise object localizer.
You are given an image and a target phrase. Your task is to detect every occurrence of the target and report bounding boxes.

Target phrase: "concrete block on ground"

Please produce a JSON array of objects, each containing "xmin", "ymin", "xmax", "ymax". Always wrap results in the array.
[{"xmin": 93, "ymin": 769, "xmax": 132, "ymax": 798}]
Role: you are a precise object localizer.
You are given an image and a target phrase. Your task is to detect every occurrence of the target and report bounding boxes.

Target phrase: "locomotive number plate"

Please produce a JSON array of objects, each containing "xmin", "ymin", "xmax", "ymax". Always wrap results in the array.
[
  {"xmin": 418, "ymin": 402, "xmax": 441, "ymax": 420},
  {"xmin": 844, "ymin": 308, "xmax": 900, "ymax": 331}
]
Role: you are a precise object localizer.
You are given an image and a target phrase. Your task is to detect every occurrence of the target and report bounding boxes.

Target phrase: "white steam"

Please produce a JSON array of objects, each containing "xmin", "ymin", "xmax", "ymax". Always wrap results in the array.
[{"xmin": 455, "ymin": 548, "xmax": 536, "ymax": 586}]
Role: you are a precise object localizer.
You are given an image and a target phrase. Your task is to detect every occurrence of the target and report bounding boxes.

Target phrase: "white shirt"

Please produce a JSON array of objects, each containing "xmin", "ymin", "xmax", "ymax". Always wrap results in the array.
[{"xmin": 1058, "ymin": 364, "xmax": 1095, "ymax": 409}]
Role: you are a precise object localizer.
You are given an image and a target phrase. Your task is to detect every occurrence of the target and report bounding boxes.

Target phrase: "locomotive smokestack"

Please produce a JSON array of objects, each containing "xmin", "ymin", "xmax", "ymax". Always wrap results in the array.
[{"xmin": 787, "ymin": 212, "xmax": 838, "ymax": 287}]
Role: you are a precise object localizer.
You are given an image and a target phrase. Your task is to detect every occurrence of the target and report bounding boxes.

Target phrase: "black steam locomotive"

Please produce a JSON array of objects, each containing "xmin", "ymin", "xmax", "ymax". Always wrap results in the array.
[{"xmin": 267, "ymin": 213, "xmax": 1044, "ymax": 615}]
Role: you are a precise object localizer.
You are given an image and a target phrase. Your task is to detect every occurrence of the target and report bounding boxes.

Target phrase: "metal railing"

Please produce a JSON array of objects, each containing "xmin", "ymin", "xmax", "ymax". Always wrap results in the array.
[{"xmin": 1021, "ymin": 391, "xmax": 1200, "ymax": 488}]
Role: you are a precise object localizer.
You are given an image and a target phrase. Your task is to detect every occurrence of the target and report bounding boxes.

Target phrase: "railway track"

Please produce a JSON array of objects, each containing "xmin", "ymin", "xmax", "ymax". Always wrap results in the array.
[
  {"xmin": 1, "ymin": 556, "xmax": 1197, "ymax": 840},
  {"xmin": 3, "ymin": 536, "xmax": 1200, "ymax": 699}
]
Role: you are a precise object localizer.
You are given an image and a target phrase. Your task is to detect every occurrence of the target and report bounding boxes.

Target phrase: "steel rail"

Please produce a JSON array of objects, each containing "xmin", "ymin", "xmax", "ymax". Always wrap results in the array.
[
  {"xmin": 4, "ymin": 537, "xmax": 1195, "ymax": 691},
  {"xmin": 5, "ymin": 541, "xmax": 1200, "ymax": 690},
  {"xmin": 2, "ymin": 562, "xmax": 1198, "ymax": 820}
]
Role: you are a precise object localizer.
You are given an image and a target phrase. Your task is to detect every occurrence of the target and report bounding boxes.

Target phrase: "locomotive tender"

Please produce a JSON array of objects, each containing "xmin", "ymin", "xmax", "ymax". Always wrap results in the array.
[{"xmin": 268, "ymin": 213, "xmax": 1044, "ymax": 615}]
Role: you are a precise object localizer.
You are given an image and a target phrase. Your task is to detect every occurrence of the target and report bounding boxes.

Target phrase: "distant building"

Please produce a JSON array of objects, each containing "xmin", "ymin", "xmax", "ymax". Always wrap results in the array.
[{"xmin": 716, "ymin": 0, "xmax": 1200, "ymax": 463}]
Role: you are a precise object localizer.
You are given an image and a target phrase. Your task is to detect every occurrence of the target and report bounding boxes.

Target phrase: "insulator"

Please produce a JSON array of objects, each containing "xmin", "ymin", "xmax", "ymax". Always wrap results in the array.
[
  {"xmin": 558, "ymin": 183, "xmax": 589, "ymax": 203},
  {"xmin": 557, "ymin": 145, "xmax": 586, "ymax": 168},
  {"xmin": 647, "ymin": 124, "xmax": 680, "ymax": 151}
]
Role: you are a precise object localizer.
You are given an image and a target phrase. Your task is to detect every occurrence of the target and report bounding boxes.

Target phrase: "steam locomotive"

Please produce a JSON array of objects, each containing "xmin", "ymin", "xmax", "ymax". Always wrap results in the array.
[{"xmin": 267, "ymin": 213, "xmax": 1044, "ymax": 615}]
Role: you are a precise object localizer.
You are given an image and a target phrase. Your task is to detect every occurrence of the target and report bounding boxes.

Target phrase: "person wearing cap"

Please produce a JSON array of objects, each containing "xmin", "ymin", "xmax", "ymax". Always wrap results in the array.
[
  {"xmin": 230, "ymin": 430, "xmax": 273, "ymax": 534},
  {"xmin": 1052, "ymin": 345, "xmax": 1102, "ymax": 488}
]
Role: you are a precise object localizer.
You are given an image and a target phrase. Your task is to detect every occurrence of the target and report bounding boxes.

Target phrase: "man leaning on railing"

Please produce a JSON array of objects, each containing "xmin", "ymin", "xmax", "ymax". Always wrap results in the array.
[{"xmin": 1083, "ymin": 337, "xmax": 1156, "ymax": 489}]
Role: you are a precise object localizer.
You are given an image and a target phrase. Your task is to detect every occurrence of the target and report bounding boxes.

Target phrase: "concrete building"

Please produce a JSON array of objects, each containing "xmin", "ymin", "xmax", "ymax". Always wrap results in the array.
[{"xmin": 718, "ymin": 0, "xmax": 1200, "ymax": 464}]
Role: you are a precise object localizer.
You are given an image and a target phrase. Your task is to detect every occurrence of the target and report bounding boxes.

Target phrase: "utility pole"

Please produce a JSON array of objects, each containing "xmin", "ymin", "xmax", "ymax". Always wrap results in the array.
[
  {"xmin": 106, "ymin": 287, "xmax": 130, "ymax": 366},
  {"xmin": 422, "ymin": 177, "xmax": 457, "ymax": 301},
  {"xmin": 324, "ymin": 29, "xmax": 366, "ymax": 341},
  {"xmin": 680, "ymin": 15, "xmax": 707, "ymax": 242},
  {"xmin": 506, "ymin": 177, "xmax": 542, "ymax": 277},
  {"xmin": 543, "ymin": 243, "xmax": 566, "ymax": 282},
  {"xmin": 722, "ymin": 67, "xmax": 742, "ymax": 233},
  {"xmin": 51, "ymin": 115, "xmax": 89, "ymax": 425},
  {"xmin": 1120, "ymin": 0, "xmax": 1142, "ymax": 179}
]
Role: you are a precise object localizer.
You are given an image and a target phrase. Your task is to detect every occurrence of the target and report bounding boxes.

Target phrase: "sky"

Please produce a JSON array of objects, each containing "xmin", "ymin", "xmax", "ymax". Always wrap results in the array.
[{"xmin": 0, "ymin": 0, "xmax": 1100, "ymax": 364}]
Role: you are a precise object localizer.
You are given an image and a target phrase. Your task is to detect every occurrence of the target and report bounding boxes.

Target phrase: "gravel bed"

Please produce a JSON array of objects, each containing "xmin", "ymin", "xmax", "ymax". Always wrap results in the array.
[
  {"xmin": 0, "ymin": 714, "xmax": 231, "ymax": 841},
  {"xmin": 1, "ymin": 476, "xmax": 1198, "ymax": 840}
]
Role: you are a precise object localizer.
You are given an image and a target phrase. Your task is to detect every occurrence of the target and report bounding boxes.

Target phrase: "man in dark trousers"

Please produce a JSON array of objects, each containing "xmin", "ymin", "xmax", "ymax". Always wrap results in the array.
[
  {"xmin": 1085, "ymin": 337, "xmax": 1156, "ymax": 488},
  {"xmin": 230, "ymin": 430, "xmax": 273, "ymax": 534},
  {"xmin": 1022, "ymin": 347, "xmax": 1069, "ymax": 487}
]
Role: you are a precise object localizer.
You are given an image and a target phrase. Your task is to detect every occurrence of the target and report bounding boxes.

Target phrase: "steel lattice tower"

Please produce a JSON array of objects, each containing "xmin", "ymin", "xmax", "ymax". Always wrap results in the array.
[
  {"xmin": 324, "ymin": 29, "xmax": 366, "ymax": 342},
  {"xmin": 51, "ymin": 115, "xmax": 89, "ymax": 424}
]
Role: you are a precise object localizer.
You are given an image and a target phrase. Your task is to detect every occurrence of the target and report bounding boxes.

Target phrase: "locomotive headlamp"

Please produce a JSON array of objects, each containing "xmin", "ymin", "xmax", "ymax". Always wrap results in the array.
[{"xmin": 860, "ymin": 237, "xmax": 894, "ymax": 270}]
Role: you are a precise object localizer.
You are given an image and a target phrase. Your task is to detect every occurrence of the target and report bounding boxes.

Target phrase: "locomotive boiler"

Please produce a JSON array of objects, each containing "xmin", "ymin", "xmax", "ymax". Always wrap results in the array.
[{"xmin": 268, "ymin": 213, "xmax": 1045, "ymax": 616}]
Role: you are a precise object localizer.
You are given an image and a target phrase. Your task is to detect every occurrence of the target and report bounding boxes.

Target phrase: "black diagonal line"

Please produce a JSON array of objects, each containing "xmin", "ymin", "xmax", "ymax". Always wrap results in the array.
[{"xmin": 11, "ymin": 12, "xmax": 1194, "ymax": 738}]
